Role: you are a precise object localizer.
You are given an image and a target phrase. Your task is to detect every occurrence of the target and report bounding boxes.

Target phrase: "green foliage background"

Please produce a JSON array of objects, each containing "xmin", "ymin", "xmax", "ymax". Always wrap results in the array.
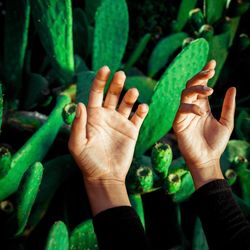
[{"xmin": 0, "ymin": 0, "xmax": 249, "ymax": 249}]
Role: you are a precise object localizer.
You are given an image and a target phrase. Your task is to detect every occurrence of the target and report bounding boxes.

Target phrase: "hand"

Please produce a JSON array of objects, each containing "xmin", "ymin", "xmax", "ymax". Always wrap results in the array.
[
  {"xmin": 173, "ymin": 60, "xmax": 236, "ymax": 189},
  {"xmin": 68, "ymin": 66, "xmax": 148, "ymax": 215}
]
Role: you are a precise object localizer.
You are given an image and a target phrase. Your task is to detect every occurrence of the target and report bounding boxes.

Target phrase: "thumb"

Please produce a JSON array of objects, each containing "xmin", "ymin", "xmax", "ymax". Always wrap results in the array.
[
  {"xmin": 68, "ymin": 103, "xmax": 87, "ymax": 156},
  {"xmin": 219, "ymin": 87, "xmax": 236, "ymax": 132}
]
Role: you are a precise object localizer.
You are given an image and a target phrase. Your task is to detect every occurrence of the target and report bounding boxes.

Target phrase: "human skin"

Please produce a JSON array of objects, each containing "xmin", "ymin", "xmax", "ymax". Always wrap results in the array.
[
  {"xmin": 173, "ymin": 60, "xmax": 236, "ymax": 189},
  {"xmin": 68, "ymin": 66, "xmax": 149, "ymax": 216}
]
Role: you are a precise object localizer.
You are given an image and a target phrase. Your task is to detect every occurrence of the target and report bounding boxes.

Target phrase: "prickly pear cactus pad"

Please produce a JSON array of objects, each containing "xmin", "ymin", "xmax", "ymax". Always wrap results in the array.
[
  {"xmin": 93, "ymin": 0, "xmax": 129, "ymax": 73},
  {"xmin": 135, "ymin": 38, "xmax": 209, "ymax": 156},
  {"xmin": 30, "ymin": 0, "xmax": 74, "ymax": 83}
]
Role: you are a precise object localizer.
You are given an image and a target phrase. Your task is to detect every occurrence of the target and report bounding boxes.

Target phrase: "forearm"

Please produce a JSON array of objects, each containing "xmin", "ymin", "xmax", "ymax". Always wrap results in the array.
[
  {"xmin": 191, "ymin": 179, "xmax": 250, "ymax": 250},
  {"xmin": 188, "ymin": 159, "xmax": 224, "ymax": 189},
  {"xmin": 84, "ymin": 178, "xmax": 131, "ymax": 216}
]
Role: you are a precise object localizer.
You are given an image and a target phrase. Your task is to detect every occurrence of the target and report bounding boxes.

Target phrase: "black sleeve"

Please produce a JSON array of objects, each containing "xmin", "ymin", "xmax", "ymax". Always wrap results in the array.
[
  {"xmin": 93, "ymin": 206, "xmax": 152, "ymax": 250},
  {"xmin": 191, "ymin": 179, "xmax": 250, "ymax": 250}
]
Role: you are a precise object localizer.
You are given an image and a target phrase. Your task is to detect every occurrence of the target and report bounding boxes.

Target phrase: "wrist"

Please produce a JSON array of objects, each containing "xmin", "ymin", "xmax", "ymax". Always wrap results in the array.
[
  {"xmin": 187, "ymin": 159, "xmax": 224, "ymax": 190},
  {"xmin": 84, "ymin": 178, "xmax": 131, "ymax": 216}
]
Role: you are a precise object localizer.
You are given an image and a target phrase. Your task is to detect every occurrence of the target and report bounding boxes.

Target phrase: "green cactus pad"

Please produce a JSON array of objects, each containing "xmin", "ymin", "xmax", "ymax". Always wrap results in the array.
[
  {"xmin": 0, "ymin": 84, "xmax": 3, "ymax": 130},
  {"xmin": 0, "ymin": 147, "xmax": 12, "ymax": 179},
  {"xmin": 26, "ymin": 155, "xmax": 76, "ymax": 232},
  {"xmin": 93, "ymin": 0, "xmax": 129, "ymax": 73},
  {"xmin": 69, "ymin": 219, "xmax": 98, "ymax": 250},
  {"xmin": 124, "ymin": 33, "xmax": 151, "ymax": 70},
  {"xmin": 205, "ymin": 0, "xmax": 227, "ymax": 24},
  {"xmin": 172, "ymin": 0, "xmax": 198, "ymax": 32},
  {"xmin": 129, "ymin": 194, "xmax": 145, "ymax": 228},
  {"xmin": 151, "ymin": 143, "xmax": 173, "ymax": 179},
  {"xmin": 135, "ymin": 38, "xmax": 209, "ymax": 156},
  {"xmin": 125, "ymin": 76, "xmax": 156, "ymax": 104},
  {"xmin": 85, "ymin": 0, "xmax": 102, "ymax": 24},
  {"xmin": 45, "ymin": 221, "xmax": 69, "ymax": 250},
  {"xmin": 15, "ymin": 162, "xmax": 43, "ymax": 236},
  {"xmin": 148, "ymin": 32, "xmax": 188, "ymax": 77},
  {"xmin": 31, "ymin": 0, "xmax": 74, "ymax": 83},
  {"xmin": 4, "ymin": 0, "xmax": 30, "ymax": 99},
  {"xmin": 192, "ymin": 218, "xmax": 209, "ymax": 250},
  {"xmin": 0, "ymin": 94, "xmax": 71, "ymax": 201}
]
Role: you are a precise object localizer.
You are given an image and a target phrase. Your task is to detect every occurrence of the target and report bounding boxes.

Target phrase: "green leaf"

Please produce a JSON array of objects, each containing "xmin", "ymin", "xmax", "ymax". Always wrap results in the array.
[
  {"xmin": 125, "ymin": 76, "xmax": 156, "ymax": 104},
  {"xmin": 31, "ymin": 0, "xmax": 74, "ymax": 84},
  {"xmin": 73, "ymin": 8, "xmax": 89, "ymax": 59},
  {"xmin": 172, "ymin": 0, "xmax": 198, "ymax": 32},
  {"xmin": 15, "ymin": 162, "xmax": 43, "ymax": 236},
  {"xmin": 69, "ymin": 219, "xmax": 98, "ymax": 250},
  {"xmin": 236, "ymin": 110, "xmax": 250, "ymax": 141},
  {"xmin": 135, "ymin": 38, "xmax": 209, "ymax": 156},
  {"xmin": 4, "ymin": 0, "xmax": 30, "ymax": 99},
  {"xmin": 45, "ymin": 221, "xmax": 69, "ymax": 250},
  {"xmin": 93, "ymin": 0, "xmax": 129, "ymax": 73},
  {"xmin": 148, "ymin": 32, "xmax": 188, "ymax": 77},
  {"xmin": 124, "ymin": 33, "xmax": 151, "ymax": 70},
  {"xmin": 76, "ymin": 71, "xmax": 96, "ymax": 105},
  {"xmin": 204, "ymin": 0, "xmax": 227, "ymax": 24}
]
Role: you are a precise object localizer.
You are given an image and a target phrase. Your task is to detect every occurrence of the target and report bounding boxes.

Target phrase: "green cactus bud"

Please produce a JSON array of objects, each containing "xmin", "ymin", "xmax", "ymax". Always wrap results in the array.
[
  {"xmin": 151, "ymin": 143, "xmax": 172, "ymax": 179},
  {"xmin": 199, "ymin": 24, "xmax": 214, "ymax": 42},
  {"xmin": 189, "ymin": 8, "xmax": 205, "ymax": 31},
  {"xmin": 0, "ymin": 147, "xmax": 11, "ymax": 179},
  {"xmin": 69, "ymin": 219, "xmax": 98, "ymax": 250},
  {"xmin": 225, "ymin": 169, "xmax": 237, "ymax": 186},
  {"xmin": 0, "ymin": 200, "xmax": 14, "ymax": 214},
  {"xmin": 238, "ymin": 34, "xmax": 250, "ymax": 51},
  {"xmin": 182, "ymin": 37, "xmax": 195, "ymax": 48},
  {"xmin": 126, "ymin": 157, "xmax": 154, "ymax": 194},
  {"xmin": 63, "ymin": 103, "xmax": 77, "ymax": 125},
  {"xmin": 45, "ymin": 221, "xmax": 69, "ymax": 250},
  {"xmin": 164, "ymin": 169, "xmax": 187, "ymax": 194}
]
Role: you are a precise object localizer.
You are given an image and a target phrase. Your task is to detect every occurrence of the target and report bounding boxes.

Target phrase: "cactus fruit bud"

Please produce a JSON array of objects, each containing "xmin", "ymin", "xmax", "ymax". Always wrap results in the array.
[
  {"xmin": 225, "ymin": 169, "xmax": 237, "ymax": 186},
  {"xmin": 199, "ymin": 24, "xmax": 214, "ymax": 41},
  {"xmin": 0, "ymin": 147, "xmax": 11, "ymax": 179},
  {"xmin": 62, "ymin": 103, "xmax": 77, "ymax": 125},
  {"xmin": 182, "ymin": 37, "xmax": 194, "ymax": 48},
  {"xmin": 0, "ymin": 200, "xmax": 14, "ymax": 214},
  {"xmin": 189, "ymin": 8, "xmax": 205, "ymax": 31},
  {"xmin": 151, "ymin": 143, "xmax": 172, "ymax": 179}
]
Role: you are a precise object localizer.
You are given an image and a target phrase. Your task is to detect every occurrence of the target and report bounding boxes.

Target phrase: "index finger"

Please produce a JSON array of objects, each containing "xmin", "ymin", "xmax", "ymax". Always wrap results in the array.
[{"xmin": 88, "ymin": 66, "xmax": 111, "ymax": 108}]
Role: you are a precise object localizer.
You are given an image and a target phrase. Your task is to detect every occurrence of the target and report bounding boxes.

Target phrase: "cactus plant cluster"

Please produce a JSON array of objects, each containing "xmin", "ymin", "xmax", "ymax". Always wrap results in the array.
[{"xmin": 0, "ymin": 0, "xmax": 249, "ymax": 249}]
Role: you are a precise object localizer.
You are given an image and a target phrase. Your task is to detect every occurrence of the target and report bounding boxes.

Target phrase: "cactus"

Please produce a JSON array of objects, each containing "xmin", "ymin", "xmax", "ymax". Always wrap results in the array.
[
  {"xmin": 0, "ymin": 147, "xmax": 11, "ymax": 180},
  {"xmin": 15, "ymin": 162, "xmax": 43, "ymax": 236},
  {"xmin": 4, "ymin": 0, "xmax": 30, "ymax": 100},
  {"xmin": 151, "ymin": 143, "xmax": 172, "ymax": 180},
  {"xmin": 225, "ymin": 169, "xmax": 237, "ymax": 186},
  {"xmin": 93, "ymin": 0, "xmax": 129, "ymax": 74},
  {"xmin": 129, "ymin": 194, "xmax": 145, "ymax": 228},
  {"xmin": 204, "ymin": 0, "xmax": 227, "ymax": 24},
  {"xmin": 30, "ymin": 0, "xmax": 74, "ymax": 84},
  {"xmin": 69, "ymin": 219, "xmax": 98, "ymax": 250},
  {"xmin": 147, "ymin": 32, "xmax": 188, "ymax": 77},
  {"xmin": 189, "ymin": 8, "xmax": 205, "ymax": 32},
  {"xmin": 135, "ymin": 38, "xmax": 209, "ymax": 156},
  {"xmin": 26, "ymin": 155, "xmax": 77, "ymax": 233},
  {"xmin": 125, "ymin": 76, "xmax": 156, "ymax": 104},
  {"xmin": 0, "ymin": 93, "xmax": 71, "ymax": 201},
  {"xmin": 124, "ymin": 33, "xmax": 151, "ymax": 71},
  {"xmin": 45, "ymin": 221, "xmax": 69, "ymax": 250},
  {"xmin": 62, "ymin": 103, "xmax": 77, "ymax": 125},
  {"xmin": 192, "ymin": 218, "xmax": 209, "ymax": 250},
  {"xmin": 236, "ymin": 110, "xmax": 250, "ymax": 141},
  {"xmin": 172, "ymin": 0, "xmax": 198, "ymax": 32}
]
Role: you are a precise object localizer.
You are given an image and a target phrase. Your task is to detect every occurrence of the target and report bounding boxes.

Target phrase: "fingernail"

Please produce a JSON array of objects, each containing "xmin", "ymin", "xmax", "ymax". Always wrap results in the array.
[
  {"xmin": 201, "ymin": 69, "xmax": 211, "ymax": 74},
  {"xmin": 76, "ymin": 104, "xmax": 81, "ymax": 118},
  {"xmin": 203, "ymin": 86, "xmax": 212, "ymax": 91}
]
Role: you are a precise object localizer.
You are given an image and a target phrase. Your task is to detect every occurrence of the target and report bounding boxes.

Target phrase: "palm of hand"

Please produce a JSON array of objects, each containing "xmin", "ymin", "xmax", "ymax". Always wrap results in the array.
[{"xmin": 78, "ymin": 108, "xmax": 138, "ymax": 182}]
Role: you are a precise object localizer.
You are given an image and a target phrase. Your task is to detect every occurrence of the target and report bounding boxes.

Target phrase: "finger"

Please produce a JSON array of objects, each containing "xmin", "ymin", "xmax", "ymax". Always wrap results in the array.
[
  {"xmin": 103, "ymin": 71, "xmax": 126, "ymax": 109},
  {"xmin": 181, "ymin": 85, "xmax": 213, "ymax": 103},
  {"xmin": 118, "ymin": 88, "xmax": 139, "ymax": 118},
  {"xmin": 68, "ymin": 103, "xmax": 87, "ymax": 156},
  {"xmin": 219, "ymin": 87, "xmax": 236, "ymax": 132},
  {"xmin": 174, "ymin": 103, "xmax": 205, "ymax": 124},
  {"xmin": 186, "ymin": 60, "xmax": 216, "ymax": 88},
  {"xmin": 88, "ymin": 66, "xmax": 111, "ymax": 108},
  {"xmin": 130, "ymin": 104, "xmax": 149, "ymax": 129}
]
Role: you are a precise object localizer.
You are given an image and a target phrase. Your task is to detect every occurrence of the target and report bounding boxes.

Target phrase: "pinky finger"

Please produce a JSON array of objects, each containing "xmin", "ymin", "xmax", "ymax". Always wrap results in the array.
[{"xmin": 131, "ymin": 104, "xmax": 149, "ymax": 129}]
